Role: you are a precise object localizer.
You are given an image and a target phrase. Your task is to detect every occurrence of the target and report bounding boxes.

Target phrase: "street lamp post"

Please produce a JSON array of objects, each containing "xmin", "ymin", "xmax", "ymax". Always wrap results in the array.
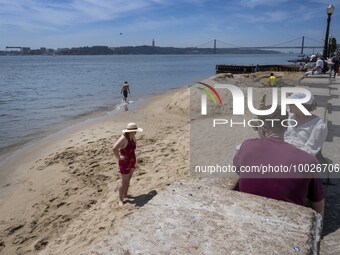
[
  {"xmin": 328, "ymin": 35, "xmax": 333, "ymax": 57},
  {"xmin": 323, "ymin": 4, "xmax": 335, "ymax": 59}
]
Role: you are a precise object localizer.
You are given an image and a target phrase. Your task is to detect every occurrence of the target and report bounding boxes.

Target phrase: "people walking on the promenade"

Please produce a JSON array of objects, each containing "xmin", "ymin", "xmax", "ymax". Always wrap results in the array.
[
  {"xmin": 233, "ymin": 106, "xmax": 324, "ymax": 216},
  {"xmin": 121, "ymin": 81, "xmax": 130, "ymax": 103},
  {"xmin": 113, "ymin": 123, "xmax": 143, "ymax": 206},
  {"xmin": 331, "ymin": 53, "xmax": 340, "ymax": 78}
]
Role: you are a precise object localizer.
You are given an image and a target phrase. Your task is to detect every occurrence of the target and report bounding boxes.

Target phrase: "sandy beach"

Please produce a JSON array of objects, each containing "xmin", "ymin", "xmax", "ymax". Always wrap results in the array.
[
  {"xmin": 0, "ymin": 86, "xmax": 191, "ymax": 254},
  {"xmin": 0, "ymin": 72, "xmax": 306, "ymax": 254}
]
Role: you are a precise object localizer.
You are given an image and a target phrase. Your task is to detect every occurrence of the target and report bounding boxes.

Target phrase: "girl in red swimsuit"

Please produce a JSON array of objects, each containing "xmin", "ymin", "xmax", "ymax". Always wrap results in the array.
[{"xmin": 113, "ymin": 123, "xmax": 143, "ymax": 206}]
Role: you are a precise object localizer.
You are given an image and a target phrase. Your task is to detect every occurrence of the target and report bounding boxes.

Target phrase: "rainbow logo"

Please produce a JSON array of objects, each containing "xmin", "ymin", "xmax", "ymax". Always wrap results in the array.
[{"xmin": 196, "ymin": 82, "xmax": 223, "ymax": 106}]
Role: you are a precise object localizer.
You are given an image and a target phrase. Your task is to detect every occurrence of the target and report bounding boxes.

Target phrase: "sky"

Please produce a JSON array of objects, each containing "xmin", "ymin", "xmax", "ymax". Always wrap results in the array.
[{"xmin": 1, "ymin": 0, "xmax": 340, "ymax": 51}]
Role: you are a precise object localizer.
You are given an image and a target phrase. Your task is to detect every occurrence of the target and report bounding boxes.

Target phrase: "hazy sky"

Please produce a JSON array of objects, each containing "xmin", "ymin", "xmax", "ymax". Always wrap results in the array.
[{"xmin": 1, "ymin": 0, "xmax": 340, "ymax": 50}]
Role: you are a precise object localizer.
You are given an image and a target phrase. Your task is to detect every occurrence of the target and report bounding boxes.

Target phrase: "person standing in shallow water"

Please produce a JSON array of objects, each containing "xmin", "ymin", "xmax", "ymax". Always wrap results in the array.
[
  {"xmin": 121, "ymin": 81, "xmax": 130, "ymax": 103},
  {"xmin": 113, "ymin": 123, "xmax": 143, "ymax": 206}
]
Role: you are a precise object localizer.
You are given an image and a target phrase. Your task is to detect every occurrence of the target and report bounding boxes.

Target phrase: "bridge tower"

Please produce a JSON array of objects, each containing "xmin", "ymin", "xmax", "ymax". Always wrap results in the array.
[
  {"xmin": 214, "ymin": 39, "xmax": 216, "ymax": 54},
  {"xmin": 300, "ymin": 36, "xmax": 305, "ymax": 55}
]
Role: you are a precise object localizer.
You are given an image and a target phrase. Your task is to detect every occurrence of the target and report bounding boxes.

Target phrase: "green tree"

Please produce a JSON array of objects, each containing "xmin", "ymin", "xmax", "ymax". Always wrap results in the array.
[{"xmin": 330, "ymin": 37, "xmax": 337, "ymax": 54}]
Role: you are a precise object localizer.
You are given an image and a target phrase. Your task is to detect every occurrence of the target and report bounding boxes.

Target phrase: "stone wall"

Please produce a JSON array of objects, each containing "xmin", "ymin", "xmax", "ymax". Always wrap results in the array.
[{"xmin": 87, "ymin": 179, "xmax": 322, "ymax": 255}]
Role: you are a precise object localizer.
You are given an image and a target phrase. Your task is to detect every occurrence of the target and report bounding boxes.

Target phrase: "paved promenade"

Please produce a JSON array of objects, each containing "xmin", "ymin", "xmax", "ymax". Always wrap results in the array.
[{"xmin": 300, "ymin": 74, "xmax": 340, "ymax": 254}]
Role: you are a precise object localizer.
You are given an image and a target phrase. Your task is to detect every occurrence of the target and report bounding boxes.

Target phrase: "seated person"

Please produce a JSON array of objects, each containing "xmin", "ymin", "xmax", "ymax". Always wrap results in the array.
[
  {"xmin": 284, "ymin": 93, "xmax": 328, "ymax": 155},
  {"xmin": 301, "ymin": 54, "xmax": 316, "ymax": 71},
  {"xmin": 233, "ymin": 106, "xmax": 324, "ymax": 216},
  {"xmin": 308, "ymin": 54, "xmax": 317, "ymax": 62},
  {"xmin": 305, "ymin": 56, "xmax": 324, "ymax": 76}
]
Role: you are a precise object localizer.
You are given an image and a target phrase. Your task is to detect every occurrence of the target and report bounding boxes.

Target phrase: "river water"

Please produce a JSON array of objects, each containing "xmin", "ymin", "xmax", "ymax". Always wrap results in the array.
[{"xmin": 0, "ymin": 54, "xmax": 298, "ymax": 154}]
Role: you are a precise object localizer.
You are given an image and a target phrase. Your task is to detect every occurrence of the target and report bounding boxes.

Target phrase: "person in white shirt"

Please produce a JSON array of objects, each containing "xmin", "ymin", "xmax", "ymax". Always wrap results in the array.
[
  {"xmin": 305, "ymin": 56, "xmax": 324, "ymax": 76},
  {"xmin": 284, "ymin": 93, "xmax": 328, "ymax": 155}
]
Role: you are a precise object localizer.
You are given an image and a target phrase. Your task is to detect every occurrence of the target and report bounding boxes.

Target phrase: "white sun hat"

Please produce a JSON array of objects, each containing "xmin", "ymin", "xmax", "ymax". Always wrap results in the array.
[
  {"xmin": 122, "ymin": 122, "xmax": 143, "ymax": 133},
  {"xmin": 287, "ymin": 92, "xmax": 315, "ymax": 105}
]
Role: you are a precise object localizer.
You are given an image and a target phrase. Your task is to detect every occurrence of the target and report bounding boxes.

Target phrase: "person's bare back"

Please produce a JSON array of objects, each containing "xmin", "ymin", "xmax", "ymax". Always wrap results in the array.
[{"xmin": 121, "ymin": 81, "xmax": 130, "ymax": 103}]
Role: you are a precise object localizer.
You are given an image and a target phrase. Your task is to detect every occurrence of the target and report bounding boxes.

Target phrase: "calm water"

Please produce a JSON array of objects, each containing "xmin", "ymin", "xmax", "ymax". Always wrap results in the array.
[{"xmin": 0, "ymin": 54, "xmax": 297, "ymax": 154}]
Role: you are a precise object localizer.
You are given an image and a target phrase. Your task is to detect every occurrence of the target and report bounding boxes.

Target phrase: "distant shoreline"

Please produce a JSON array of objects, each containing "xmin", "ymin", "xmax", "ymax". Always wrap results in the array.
[{"xmin": 1, "ymin": 45, "xmax": 282, "ymax": 56}]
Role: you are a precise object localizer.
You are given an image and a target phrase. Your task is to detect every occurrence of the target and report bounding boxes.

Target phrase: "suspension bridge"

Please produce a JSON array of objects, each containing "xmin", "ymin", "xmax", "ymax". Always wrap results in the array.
[{"xmin": 194, "ymin": 36, "xmax": 323, "ymax": 54}]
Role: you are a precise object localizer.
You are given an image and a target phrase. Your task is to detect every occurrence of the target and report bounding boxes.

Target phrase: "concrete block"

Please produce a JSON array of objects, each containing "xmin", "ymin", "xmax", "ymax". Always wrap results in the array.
[{"xmin": 87, "ymin": 180, "xmax": 322, "ymax": 255}]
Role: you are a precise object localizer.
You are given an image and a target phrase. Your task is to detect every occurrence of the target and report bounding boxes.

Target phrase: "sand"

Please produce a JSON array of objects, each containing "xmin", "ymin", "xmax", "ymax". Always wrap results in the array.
[{"xmin": 0, "ymin": 72, "xmax": 304, "ymax": 254}]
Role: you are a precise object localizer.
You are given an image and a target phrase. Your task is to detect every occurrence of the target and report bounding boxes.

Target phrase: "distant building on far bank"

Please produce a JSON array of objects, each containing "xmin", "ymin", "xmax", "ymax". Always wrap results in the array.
[{"xmin": 21, "ymin": 47, "xmax": 30, "ymax": 55}]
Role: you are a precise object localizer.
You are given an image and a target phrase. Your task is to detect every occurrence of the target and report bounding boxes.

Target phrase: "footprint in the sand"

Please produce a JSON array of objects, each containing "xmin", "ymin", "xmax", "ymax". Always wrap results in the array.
[
  {"xmin": 0, "ymin": 239, "xmax": 5, "ymax": 250},
  {"xmin": 57, "ymin": 202, "xmax": 66, "ymax": 208},
  {"xmin": 44, "ymin": 205, "xmax": 50, "ymax": 212},
  {"xmin": 49, "ymin": 197, "xmax": 58, "ymax": 203},
  {"xmin": 12, "ymin": 235, "xmax": 36, "ymax": 246},
  {"xmin": 36, "ymin": 166, "xmax": 45, "ymax": 171},
  {"xmin": 84, "ymin": 199, "xmax": 97, "ymax": 209},
  {"xmin": 5, "ymin": 224, "xmax": 25, "ymax": 236},
  {"xmin": 34, "ymin": 238, "xmax": 48, "ymax": 251},
  {"xmin": 62, "ymin": 178, "xmax": 70, "ymax": 184}
]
